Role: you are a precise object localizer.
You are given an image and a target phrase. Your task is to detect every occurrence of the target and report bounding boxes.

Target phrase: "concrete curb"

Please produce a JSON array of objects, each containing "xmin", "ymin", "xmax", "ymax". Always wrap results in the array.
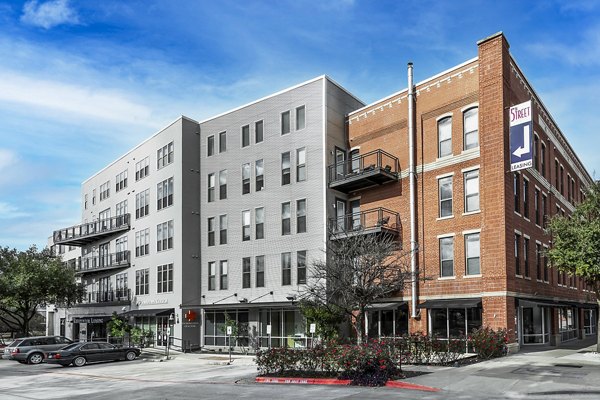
[{"xmin": 255, "ymin": 376, "xmax": 440, "ymax": 392}]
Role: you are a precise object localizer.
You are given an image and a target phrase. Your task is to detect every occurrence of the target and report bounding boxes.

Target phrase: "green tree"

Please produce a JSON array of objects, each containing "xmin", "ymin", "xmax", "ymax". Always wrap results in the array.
[
  {"xmin": 298, "ymin": 301, "xmax": 344, "ymax": 341},
  {"xmin": 547, "ymin": 181, "xmax": 600, "ymax": 351},
  {"xmin": 0, "ymin": 245, "xmax": 84, "ymax": 335}
]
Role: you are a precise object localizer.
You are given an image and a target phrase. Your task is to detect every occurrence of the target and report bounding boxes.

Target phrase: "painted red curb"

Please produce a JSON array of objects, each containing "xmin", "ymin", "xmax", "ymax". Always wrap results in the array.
[
  {"xmin": 385, "ymin": 380, "xmax": 440, "ymax": 392},
  {"xmin": 255, "ymin": 376, "xmax": 440, "ymax": 392}
]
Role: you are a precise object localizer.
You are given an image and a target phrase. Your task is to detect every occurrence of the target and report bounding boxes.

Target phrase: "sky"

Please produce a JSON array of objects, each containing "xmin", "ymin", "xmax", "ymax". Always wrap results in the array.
[{"xmin": 0, "ymin": 0, "xmax": 599, "ymax": 250}]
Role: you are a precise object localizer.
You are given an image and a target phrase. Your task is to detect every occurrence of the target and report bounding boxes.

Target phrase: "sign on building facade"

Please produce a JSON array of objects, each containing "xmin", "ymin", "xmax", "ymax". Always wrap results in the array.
[{"xmin": 510, "ymin": 100, "xmax": 533, "ymax": 172}]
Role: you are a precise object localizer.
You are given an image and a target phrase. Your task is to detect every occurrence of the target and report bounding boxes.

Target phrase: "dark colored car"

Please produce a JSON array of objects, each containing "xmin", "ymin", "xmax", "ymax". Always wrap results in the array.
[
  {"xmin": 46, "ymin": 342, "xmax": 140, "ymax": 367},
  {"xmin": 2, "ymin": 336, "xmax": 73, "ymax": 364}
]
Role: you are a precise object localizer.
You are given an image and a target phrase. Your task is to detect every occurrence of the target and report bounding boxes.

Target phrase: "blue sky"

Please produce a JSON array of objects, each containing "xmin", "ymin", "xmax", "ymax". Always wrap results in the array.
[{"xmin": 0, "ymin": 0, "xmax": 599, "ymax": 250}]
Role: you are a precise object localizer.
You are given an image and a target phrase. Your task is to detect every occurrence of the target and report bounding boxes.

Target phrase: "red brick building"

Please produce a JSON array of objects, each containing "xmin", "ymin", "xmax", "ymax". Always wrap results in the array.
[{"xmin": 333, "ymin": 32, "xmax": 595, "ymax": 351}]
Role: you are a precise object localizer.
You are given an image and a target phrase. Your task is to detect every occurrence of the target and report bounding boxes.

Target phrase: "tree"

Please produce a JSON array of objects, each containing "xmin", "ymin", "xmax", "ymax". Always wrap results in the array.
[
  {"xmin": 0, "ymin": 245, "xmax": 85, "ymax": 336},
  {"xmin": 547, "ymin": 181, "xmax": 600, "ymax": 351},
  {"xmin": 300, "ymin": 230, "xmax": 414, "ymax": 344},
  {"xmin": 298, "ymin": 301, "xmax": 345, "ymax": 341}
]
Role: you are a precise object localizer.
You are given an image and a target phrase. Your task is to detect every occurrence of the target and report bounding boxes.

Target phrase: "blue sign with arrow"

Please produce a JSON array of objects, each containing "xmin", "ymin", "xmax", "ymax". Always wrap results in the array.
[{"xmin": 509, "ymin": 100, "xmax": 533, "ymax": 172}]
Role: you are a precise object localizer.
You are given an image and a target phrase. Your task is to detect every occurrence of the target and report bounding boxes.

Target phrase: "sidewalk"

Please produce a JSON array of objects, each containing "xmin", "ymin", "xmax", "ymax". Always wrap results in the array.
[{"xmin": 139, "ymin": 347, "xmax": 257, "ymax": 366}]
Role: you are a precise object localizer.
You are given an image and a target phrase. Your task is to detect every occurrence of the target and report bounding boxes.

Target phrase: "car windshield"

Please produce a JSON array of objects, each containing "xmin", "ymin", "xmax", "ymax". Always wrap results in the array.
[{"xmin": 60, "ymin": 343, "xmax": 82, "ymax": 351}]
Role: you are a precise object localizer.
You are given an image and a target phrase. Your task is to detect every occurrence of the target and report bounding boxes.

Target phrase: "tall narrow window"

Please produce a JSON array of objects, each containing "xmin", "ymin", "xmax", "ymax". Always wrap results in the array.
[
  {"xmin": 255, "ymin": 120, "xmax": 263, "ymax": 144},
  {"xmin": 207, "ymin": 135, "xmax": 215, "ymax": 157},
  {"xmin": 157, "ymin": 141, "xmax": 174, "ymax": 169},
  {"xmin": 514, "ymin": 173, "xmax": 520, "ymax": 214},
  {"xmin": 465, "ymin": 233, "xmax": 480, "ymax": 275},
  {"xmin": 157, "ymin": 177, "xmax": 174, "ymax": 210},
  {"xmin": 541, "ymin": 143, "xmax": 546, "ymax": 178},
  {"xmin": 297, "ymin": 199, "xmax": 306, "ymax": 233},
  {"xmin": 116, "ymin": 170, "xmax": 128, "ymax": 192},
  {"xmin": 560, "ymin": 165, "xmax": 564, "ymax": 195},
  {"xmin": 219, "ymin": 214, "xmax": 227, "ymax": 245},
  {"xmin": 208, "ymin": 217, "xmax": 215, "ymax": 246},
  {"xmin": 100, "ymin": 181, "xmax": 110, "ymax": 201},
  {"xmin": 534, "ymin": 188, "xmax": 540, "ymax": 226},
  {"xmin": 219, "ymin": 170, "xmax": 227, "ymax": 200},
  {"xmin": 219, "ymin": 260, "xmax": 228, "ymax": 290},
  {"xmin": 208, "ymin": 262, "xmax": 216, "ymax": 290},
  {"xmin": 542, "ymin": 193, "xmax": 548, "ymax": 227},
  {"xmin": 242, "ymin": 257, "xmax": 251, "ymax": 289},
  {"xmin": 156, "ymin": 220, "xmax": 174, "ymax": 251},
  {"xmin": 282, "ymin": 252, "xmax": 291, "ymax": 285},
  {"xmin": 282, "ymin": 202, "xmax": 291, "ymax": 235},
  {"xmin": 242, "ymin": 125, "xmax": 250, "ymax": 148},
  {"xmin": 135, "ymin": 269, "xmax": 150, "ymax": 295},
  {"xmin": 438, "ymin": 176, "xmax": 453, "ymax": 217},
  {"xmin": 135, "ymin": 157, "xmax": 149, "ymax": 181},
  {"xmin": 219, "ymin": 131, "xmax": 226, "ymax": 153},
  {"xmin": 543, "ymin": 247, "xmax": 549, "ymax": 282},
  {"xmin": 157, "ymin": 263, "xmax": 173, "ymax": 293},
  {"xmin": 297, "ymin": 250, "xmax": 307, "ymax": 285},
  {"xmin": 281, "ymin": 152, "xmax": 291, "ymax": 185},
  {"xmin": 135, "ymin": 229, "xmax": 149, "ymax": 257},
  {"xmin": 281, "ymin": 111, "xmax": 290, "ymax": 135},
  {"xmin": 440, "ymin": 237, "xmax": 454, "ymax": 277},
  {"xmin": 524, "ymin": 237, "xmax": 530, "ymax": 278},
  {"xmin": 135, "ymin": 189, "xmax": 150, "ymax": 219},
  {"xmin": 523, "ymin": 179, "xmax": 529, "ymax": 219},
  {"xmin": 464, "ymin": 169, "xmax": 480, "ymax": 212},
  {"xmin": 463, "ymin": 107, "xmax": 478, "ymax": 150},
  {"xmin": 515, "ymin": 233, "xmax": 521, "ymax": 276},
  {"xmin": 296, "ymin": 147, "xmax": 306, "ymax": 182},
  {"xmin": 242, "ymin": 163, "xmax": 251, "ymax": 194},
  {"xmin": 536, "ymin": 243, "xmax": 542, "ymax": 280},
  {"xmin": 438, "ymin": 116, "xmax": 452, "ymax": 158},
  {"xmin": 255, "ymin": 159, "xmax": 264, "ymax": 191},
  {"xmin": 256, "ymin": 255, "xmax": 265, "ymax": 287},
  {"xmin": 255, "ymin": 207, "xmax": 264, "ymax": 239},
  {"xmin": 208, "ymin": 173, "xmax": 215, "ymax": 203},
  {"xmin": 242, "ymin": 210, "xmax": 251, "ymax": 241},
  {"xmin": 296, "ymin": 105, "xmax": 306, "ymax": 130},
  {"xmin": 533, "ymin": 135, "xmax": 539, "ymax": 170}
]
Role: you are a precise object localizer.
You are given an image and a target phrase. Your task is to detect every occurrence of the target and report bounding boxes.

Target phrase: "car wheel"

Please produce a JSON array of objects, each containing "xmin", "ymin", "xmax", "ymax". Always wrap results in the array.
[
  {"xmin": 27, "ymin": 353, "xmax": 44, "ymax": 365},
  {"xmin": 73, "ymin": 356, "xmax": 86, "ymax": 367},
  {"xmin": 125, "ymin": 351, "xmax": 137, "ymax": 361}
]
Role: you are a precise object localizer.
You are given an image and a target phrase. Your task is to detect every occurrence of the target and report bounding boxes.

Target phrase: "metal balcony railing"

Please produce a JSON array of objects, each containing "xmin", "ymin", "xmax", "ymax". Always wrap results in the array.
[
  {"xmin": 81, "ymin": 289, "xmax": 131, "ymax": 305},
  {"xmin": 328, "ymin": 149, "xmax": 399, "ymax": 192},
  {"xmin": 53, "ymin": 214, "xmax": 131, "ymax": 246},
  {"xmin": 76, "ymin": 251, "xmax": 131, "ymax": 275},
  {"xmin": 329, "ymin": 207, "xmax": 400, "ymax": 239}
]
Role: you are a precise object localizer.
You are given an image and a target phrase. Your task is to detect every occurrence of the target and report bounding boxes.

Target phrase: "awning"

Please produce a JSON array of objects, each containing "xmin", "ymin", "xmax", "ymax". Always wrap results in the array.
[
  {"xmin": 417, "ymin": 298, "xmax": 481, "ymax": 309},
  {"xmin": 367, "ymin": 301, "xmax": 406, "ymax": 310},
  {"xmin": 120, "ymin": 308, "xmax": 173, "ymax": 317},
  {"xmin": 518, "ymin": 298, "xmax": 598, "ymax": 309},
  {"xmin": 72, "ymin": 316, "xmax": 111, "ymax": 324}
]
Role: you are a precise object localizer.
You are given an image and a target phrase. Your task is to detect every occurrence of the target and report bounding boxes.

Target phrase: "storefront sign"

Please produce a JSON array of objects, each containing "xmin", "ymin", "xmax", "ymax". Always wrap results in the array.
[
  {"xmin": 136, "ymin": 298, "xmax": 169, "ymax": 306},
  {"xmin": 510, "ymin": 100, "xmax": 533, "ymax": 172},
  {"xmin": 73, "ymin": 317, "xmax": 107, "ymax": 324}
]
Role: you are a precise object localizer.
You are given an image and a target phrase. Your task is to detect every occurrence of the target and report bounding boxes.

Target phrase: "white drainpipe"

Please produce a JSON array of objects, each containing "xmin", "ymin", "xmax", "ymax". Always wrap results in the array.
[{"xmin": 408, "ymin": 62, "xmax": 418, "ymax": 318}]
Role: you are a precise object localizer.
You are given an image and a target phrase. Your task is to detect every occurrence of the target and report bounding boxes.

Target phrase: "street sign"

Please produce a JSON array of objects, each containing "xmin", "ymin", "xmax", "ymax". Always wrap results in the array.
[
  {"xmin": 266, "ymin": 324, "xmax": 271, "ymax": 335},
  {"xmin": 226, "ymin": 326, "xmax": 232, "ymax": 335},
  {"xmin": 510, "ymin": 100, "xmax": 533, "ymax": 172},
  {"xmin": 309, "ymin": 323, "xmax": 316, "ymax": 334}
]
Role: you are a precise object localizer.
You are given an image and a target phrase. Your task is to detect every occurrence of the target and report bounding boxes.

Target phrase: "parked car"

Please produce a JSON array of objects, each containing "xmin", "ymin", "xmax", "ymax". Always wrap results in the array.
[
  {"xmin": 2, "ymin": 336, "xmax": 73, "ymax": 364},
  {"xmin": 47, "ymin": 342, "xmax": 140, "ymax": 367}
]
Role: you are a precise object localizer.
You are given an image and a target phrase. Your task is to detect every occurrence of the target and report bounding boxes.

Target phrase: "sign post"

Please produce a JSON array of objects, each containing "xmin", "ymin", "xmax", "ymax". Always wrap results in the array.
[
  {"xmin": 510, "ymin": 100, "xmax": 533, "ymax": 172},
  {"xmin": 309, "ymin": 323, "xmax": 316, "ymax": 348},
  {"xmin": 266, "ymin": 324, "xmax": 272, "ymax": 349},
  {"xmin": 227, "ymin": 325, "xmax": 232, "ymax": 364}
]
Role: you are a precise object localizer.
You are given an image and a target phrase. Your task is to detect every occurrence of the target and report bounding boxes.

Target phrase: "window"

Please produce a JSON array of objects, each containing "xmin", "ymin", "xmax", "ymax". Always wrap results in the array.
[
  {"xmin": 255, "ymin": 207, "xmax": 264, "ymax": 239},
  {"xmin": 242, "ymin": 125, "xmax": 250, "ymax": 148},
  {"xmin": 533, "ymin": 135, "xmax": 539, "ymax": 170},
  {"xmin": 554, "ymin": 159, "xmax": 559, "ymax": 189},
  {"xmin": 135, "ymin": 189, "xmax": 150, "ymax": 219},
  {"xmin": 115, "ymin": 200, "xmax": 128, "ymax": 216},
  {"xmin": 219, "ymin": 214, "xmax": 228, "ymax": 245},
  {"xmin": 207, "ymin": 135, "xmax": 215, "ymax": 157},
  {"xmin": 115, "ymin": 236, "xmax": 128, "ymax": 258},
  {"xmin": 208, "ymin": 173, "xmax": 215, "ymax": 202},
  {"xmin": 464, "ymin": 169, "xmax": 479, "ymax": 212},
  {"xmin": 92, "ymin": 189, "xmax": 96, "ymax": 205},
  {"xmin": 297, "ymin": 250, "xmax": 307, "ymax": 284},
  {"xmin": 242, "ymin": 163, "xmax": 251, "ymax": 194},
  {"xmin": 135, "ymin": 229, "xmax": 149, "ymax": 257},
  {"xmin": 116, "ymin": 272, "xmax": 128, "ymax": 299},
  {"xmin": 542, "ymin": 193, "xmax": 548, "ymax": 227},
  {"xmin": 296, "ymin": 147, "xmax": 306, "ymax": 182},
  {"xmin": 514, "ymin": 173, "xmax": 520, "ymax": 214},
  {"xmin": 99, "ymin": 208, "xmax": 111, "ymax": 223},
  {"xmin": 296, "ymin": 105, "xmax": 306, "ymax": 130},
  {"xmin": 282, "ymin": 252, "xmax": 291, "ymax": 285},
  {"xmin": 524, "ymin": 237, "xmax": 530, "ymax": 278},
  {"xmin": 255, "ymin": 120, "xmax": 263, "ymax": 144},
  {"xmin": 440, "ymin": 237, "xmax": 454, "ymax": 277},
  {"xmin": 242, "ymin": 210, "xmax": 251, "ymax": 241},
  {"xmin": 219, "ymin": 170, "xmax": 227, "ymax": 200},
  {"xmin": 281, "ymin": 110, "xmax": 290, "ymax": 135},
  {"xmin": 100, "ymin": 181, "xmax": 110, "ymax": 201},
  {"xmin": 541, "ymin": 143, "xmax": 546, "ymax": 178},
  {"xmin": 535, "ymin": 188, "xmax": 540, "ymax": 225},
  {"xmin": 282, "ymin": 202, "xmax": 291, "ymax": 235},
  {"xmin": 438, "ymin": 116, "xmax": 452, "ymax": 158},
  {"xmin": 523, "ymin": 179, "xmax": 529, "ymax": 219},
  {"xmin": 438, "ymin": 176, "xmax": 453, "ymax": 217},
  {"xmin": 220, "ymin": 260, "xmax": 228, "ymax": 290},
  {"xmin": 560, "ymin": 165, "xmax": 564, "ymax": 195},
  {"xmin": 297, "ymin": 199, "xmax": 307, "ymax": 233},
  {"xmin": 157, "ymin": 177, "xmax": 174, "ymax": 210},
  {"xmin": 515, "ymin": 233, "xmax": 521, "ymax": 275},
  {"xmin": 208, "ymin": 217, "xmax": 215, "ymax": 246},
  {"xmin": 115, "ymin": 170, "xmax": 128, "ymax": 192},
  {"xmin": 536, "ymin": 243, "xmax": 542, "ymax": 280},
  {"xmin": 135, "ymin": 269, "xmax": 149, "ymax": 295},
  {"xmin": 281, "ymin": 152, "xmax": 291, "ymax": 185},
  {"xmin": 543, "ymin": 247, "xmax": 549, "ymax": 282},
  {"xmin": 208, "ymin": 262, "xmax": 216, "ymax": 290},
  {"xmin": 135, "ymin": 157, "xmax": 149, "ymax": 181},
  {"xmin": 219, "ymin": 131, "xmax": 226, "ymax": 153},
  {"xmin": 84, "ymin": 194, "xmax": 88, "ymax": 210},
  {"xmin": 465, "ymin": 233, "xmax": 480, "ymax": 275},
  {"xmin": 256, "ymin": 159, "xmax": 264, "ymax": 191},
  {"xmin": 463, "ymin": 107, "xmax": 478, "ymax": 150},
  {"xmin": 567, "ymin": 174, "xmax": 572, "ymax": 202},
  {"xmin": 157, "ymin": 141, "xmax": 174, "ymax": 169},
  {"xmin": 157, "ymin": 220, "xmax": 174, "ymax": 251},
  {"xmin": 256, "ymin": 255, "xmax": 265, "ymax": 287},
  {"xmin": 242, "ymin": 257, "xmax": 251, "ymax": 289},
  {"xmin": 157, "ymin": 263, "xmax": 173, "ymax": 293}
]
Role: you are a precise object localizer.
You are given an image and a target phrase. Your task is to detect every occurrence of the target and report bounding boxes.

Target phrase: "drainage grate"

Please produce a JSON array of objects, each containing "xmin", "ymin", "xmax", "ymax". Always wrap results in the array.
[{"xmin": 554, "ymin": 364, "xmax": 583, "ymax": 368}]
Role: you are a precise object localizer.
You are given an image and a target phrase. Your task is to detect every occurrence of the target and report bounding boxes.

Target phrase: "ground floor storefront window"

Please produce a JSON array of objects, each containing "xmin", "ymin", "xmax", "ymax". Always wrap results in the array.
[
  {"xmin": 558, "ymin": 307, "xmax": 578, "ymax": 342},
  {"xmin": 521, "ymin": 306, "xmax": 551, "ymax": 344},
  {"xmin": 204, "ymin": 309, "xmax": 249, "ymax": 346},
  {"xmin": 429, "ymin": 307, "xmax": 482, "ymax": 338},
  {"xmin": 258, "ymin": 308, "xmax": 306, "ymax": 348},
  {"xmin": 584, "ymin": 309, "xmax": 596, "ymax": 336},
  {"xmin": 366, "ymin": 304, "xmax": 408, "ymax": 338}
]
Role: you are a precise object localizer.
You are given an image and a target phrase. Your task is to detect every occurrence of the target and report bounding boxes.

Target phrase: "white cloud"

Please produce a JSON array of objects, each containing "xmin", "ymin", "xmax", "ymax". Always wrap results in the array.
[
  {"xmin": 0, "ymin": 148, "xmax": 17, "ymax": 172},
  {"xmin": 0, "ymin": 202, "xmax": 30, "ymax": 219},
  {"xmin": 527, "ymin": 26, "xmax": 600, "ymax": 67},
  {"xmin": 20, "ymin": 0, "xmax": 79, "ymax": 29}
]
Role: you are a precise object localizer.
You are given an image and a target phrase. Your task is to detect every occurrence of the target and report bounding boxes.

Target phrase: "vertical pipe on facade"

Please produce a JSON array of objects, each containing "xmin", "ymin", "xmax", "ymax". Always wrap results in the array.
[{"xmin": 407, "ymin": 62, "xmax": 418, "ymax": 318}]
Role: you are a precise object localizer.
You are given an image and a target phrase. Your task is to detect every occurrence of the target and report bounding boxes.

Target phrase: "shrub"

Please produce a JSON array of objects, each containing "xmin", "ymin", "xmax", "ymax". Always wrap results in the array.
[
  {"xmin": 469, "ymin": 327, "xmax": 507, "ymax": 359},
  {"xmin": 336, "ymin": 340, "xmax": 400, "ymax": 386}
]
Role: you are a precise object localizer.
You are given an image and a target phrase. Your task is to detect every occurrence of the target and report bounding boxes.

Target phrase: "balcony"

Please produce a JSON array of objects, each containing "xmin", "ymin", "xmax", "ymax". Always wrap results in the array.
[
  {"xmin": 329, "ymin": 207, "xmax": 401, "ymax": 239},
  {"xmin": 79, "ymin": 289, "xmax": 131, "ymax": 307},
  {"xmin": 76, "ymin": 251, "xmax": 131, "ymax": 276},
  {"xmin": 53, "ymin": 214, "xmax": 131, "ymax": 246},
  {"xmin": 328, "ymin": 149, "xmax": 400, "ymax": 193}
]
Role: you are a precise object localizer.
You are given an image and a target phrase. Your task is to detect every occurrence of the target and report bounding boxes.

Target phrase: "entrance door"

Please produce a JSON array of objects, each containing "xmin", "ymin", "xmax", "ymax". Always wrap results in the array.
[
  {"xmin": 350, "ymin": 199, "xmax": 361, "ymax": 230},
  {"xmin": 335, "ymin": 148, "xmax": 346, "ymax": 179},
  {"xmin": 156, "ymin": 316, "xmax": 169, "ymax": 346},
  {"xmin": 335, "ymin": 199, "xmax": 346, "ymax": 231},
  {"xmin": 99, "ymin": 242, "xmax": 110, "ymax": 268}
]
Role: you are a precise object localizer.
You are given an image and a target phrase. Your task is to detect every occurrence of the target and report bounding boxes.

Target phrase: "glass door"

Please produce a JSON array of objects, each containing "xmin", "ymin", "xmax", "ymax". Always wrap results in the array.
[
  {"xmin": 335, "ymin": 199, "xmax": 346, "ymax": 232},
  {"xmin": 350, "ymin": 199, "xmax": 361, "ymax": 230}
]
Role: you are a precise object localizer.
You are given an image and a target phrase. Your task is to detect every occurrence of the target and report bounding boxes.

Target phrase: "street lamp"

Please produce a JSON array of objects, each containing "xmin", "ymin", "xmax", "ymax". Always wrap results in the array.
[{"xmin": 166, "ymin": 313, "xmax": 175, "ymax": 360}]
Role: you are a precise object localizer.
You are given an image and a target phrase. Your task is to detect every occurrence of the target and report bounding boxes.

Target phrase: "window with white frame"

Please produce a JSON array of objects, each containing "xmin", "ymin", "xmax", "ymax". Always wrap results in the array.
[
  {"xmin": 255, "ymin": 207, "xmax": 264, "ymax": 239},
  {"xmin": 438, "ymin": 176, "xmax": 453, "ymax": 217},
  {"xmin": 219, "ymin": 131, "xmax": 226, "ymax": 153},
  {"xmin": 242, "ymin": 257, "xmax": 251, "ymax": 289},
  {"xmin": 282, "ymin": 202, "xmax": 291, "ymax": 235},
  {"xmin": 157, "ymin": 220, "xmax": 174, "ymax": 251},
  {"xmin": 135, "ymin": 268, "xmax": 149, "ymax": 295},
  {"xmin": 242, "ymin": 210, "xmax": 250, "ymax": 241},
  {"xmin": 219, "ymin": 170, "xmax": 227, "ymax": 200},
  {"xmin": 116, "ymin": 200, "xmax": 128, "ymax": 216},
  {"xmin": 440, "ymin": 236, "xmax": 454, "ymax": 277},
  {"xmin": 84, "ymin": 194, "xmax": 88, "ymax": 210},
  {"xmin": 116, "ymin": 272, "xmax": 128, "ymax": 298},
  {"xmin": 256, "ymin": 255, "xmax": 265, "ymax": 287},
  {"xmin": 465, "ymin": 233, "xmax": 480, "ymax": 275},
  {"xmin": 207, "ymin": 135, "xmax": 215, "ymax": 157},
  {"xmin": 438, "ymin": 116, "xmax": 452, "ymax": 158},
  {"xmin": 297, "ymin": 250, "xmax": 307, "ymax": 285},
  {"xmin": 255, "ymin": 120, "xmax": 264, "ymax": 143},
  {"xmin": 296, "ymin": 147, "xmax": 306, "ymax": 182},
  {"xmin": 208, "ymin": 261, "xmax": 216, "ymax": 290},
  {"xmin": 115, "ymin": 170, "xmax": 128, "ymax": 192},
  {"xmin": 135, "ymin": 189, "xmax": 150, "ymax": 219},
  {"xmin": 242, "ymin": 163, "xmax": 251, "ymax": 195},
  {"xmin": 242, "ymin": 125, "xmax": 250, "ymax": 148},
  {"xmin": 135, "ymin": 157, "xmax": 149, "ymax": 181},
  {"xmin": 282, "ymin": 252, "xmax": 291, "ymax": 285},
  {"xmin": 220, "ymin": 260, "xmax": 228, "ymax": 290},
  {"xmin": 296, "ymin": 105, "xmax": 305, "ymax": 130},
  {"xmin": 157, "ymin": 263, "xmax": 173, "ymax": 293},
  {"xmin": 208, "ymin": 217, "xmax": 215, "ymax": 246},
  {"xmin": 256, "ymin": 159, "xmax": 264, "ymax": 191},
  {"xmin": 100, "ymin": 181, "xmax": 110, "ymax": 201},
  {"xmin": 219, "ymin": 214, "xmax": 227, "ymax": 245},
  {"xmin": 282, "ymin": 152, "xmax": 291, "ymax": 185},
  {"xmin": 92, "ymin": 189, "xmax": 96, "ymax": 205},
  {"xmin": 99, "ymin": 208, "xmax": 111, "ymax": 222},
  {"xmin": 464, "ymin": 169, "xmax": 480, "ymax": 212},
  {"xmin": 208, "ymin": 173, "xmax": 215, "ymax": 202},
  {"xmin": 297, "ymin": 199, "xmax": 306, "ymax": 233},
  {"xmin": 281, "ymin": 110, "xmax": 290, "ymax": 135},
  {"xmin": 463, "ymin": 107, "xmax": 478, "ymax": 150},
  {"xmin": 115, "ymin": 236, "xmax": 128, "ymax": 258},
  {"xmin": 157, "ymin": 141, "xmax": 174, "ymax": 170},
  {"xmin": 135, "ymin": 228, "xmax": 149, "ymax": 257},
  {"xmin": 157, "ymin": 177, "xmax": 173, "ymax": 210}
]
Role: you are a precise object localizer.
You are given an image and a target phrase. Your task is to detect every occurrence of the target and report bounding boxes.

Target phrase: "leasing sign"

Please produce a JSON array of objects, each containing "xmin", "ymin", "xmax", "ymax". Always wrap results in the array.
[{"xmin": 509, "ymin": 100, "xmax": 533, "ymax": 172}]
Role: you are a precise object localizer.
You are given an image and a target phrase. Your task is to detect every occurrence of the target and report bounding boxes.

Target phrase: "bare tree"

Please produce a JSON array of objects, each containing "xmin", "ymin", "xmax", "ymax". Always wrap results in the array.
[{"xmin": 300, "ymin": 229, "xmax": 414, "ymax": 344}]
